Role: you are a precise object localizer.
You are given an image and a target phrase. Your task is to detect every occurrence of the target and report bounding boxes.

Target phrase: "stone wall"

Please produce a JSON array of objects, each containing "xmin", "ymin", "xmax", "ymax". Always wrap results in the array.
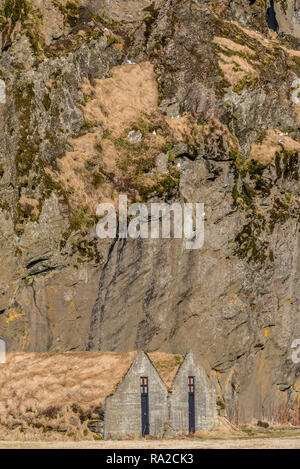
[
  {"xmin": 104, "ymin": 351, "xmax": 168, "ymax": 439},
  {"xmin": 167, "ymin": 352, "xmax": 218, "ymax": 435}
]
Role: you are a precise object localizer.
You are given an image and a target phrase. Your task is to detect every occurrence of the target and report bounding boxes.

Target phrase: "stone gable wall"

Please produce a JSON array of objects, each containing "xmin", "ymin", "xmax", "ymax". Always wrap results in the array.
[
  {"xmin": 104, "ymin": 351, "xmax": 218, "ymax": 439},
  {"xmin": 167, "ymin": 352, "xmax": 218, "ymax": 435},
  {"xmin": 104, "ymin": 351, "xmax": 168, "ymax": 439}
]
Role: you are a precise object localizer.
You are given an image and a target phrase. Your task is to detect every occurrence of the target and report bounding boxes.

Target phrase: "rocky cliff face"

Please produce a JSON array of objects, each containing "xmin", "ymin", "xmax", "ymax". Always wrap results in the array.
[{"xmin": 1, "ymin": 0, "xmax": 300, "ymax": 423}]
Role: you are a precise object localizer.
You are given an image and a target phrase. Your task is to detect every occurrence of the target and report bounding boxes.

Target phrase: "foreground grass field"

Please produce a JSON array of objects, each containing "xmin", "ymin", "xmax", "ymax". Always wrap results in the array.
[{"xmin": 0, "ymin": 437, "xmax": 300, "ymax": 449}]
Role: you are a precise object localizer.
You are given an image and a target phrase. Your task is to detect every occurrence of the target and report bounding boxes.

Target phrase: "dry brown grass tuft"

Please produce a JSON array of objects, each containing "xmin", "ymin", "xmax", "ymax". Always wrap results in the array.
[
  {"xmin": 82, "ymin": 62, "xmax": 158, "ymax": 137},
  {"xmin": 148, "ymin": 352, "xmax": 183, "ymax": 390},
  {"xmin": 213, "ymin": 36, "xmax": 255, "ymax": 56},
  {"xmin": 249, "ymin": 129, "xmax": 300, "ymax": 164}
]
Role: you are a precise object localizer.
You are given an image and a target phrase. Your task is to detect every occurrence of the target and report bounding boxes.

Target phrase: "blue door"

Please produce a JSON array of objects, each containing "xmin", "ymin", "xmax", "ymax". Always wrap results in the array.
[
  {"xmin": 140, "ymin": 377, "xmax": 149, "ymax": 436},
  {"xmin": 188, "ymin": 376, "xmax": 195, "ymax": 434}
]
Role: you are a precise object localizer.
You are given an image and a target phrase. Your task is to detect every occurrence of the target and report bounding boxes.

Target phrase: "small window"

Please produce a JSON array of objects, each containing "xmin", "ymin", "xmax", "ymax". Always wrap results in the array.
[
  {"xmin": 188, "ymin": 376, "xmax": 195, "ymax": 393},
  {"xmin": 140, "ymin": 376, "xmax": 148, "ymax": 394}
]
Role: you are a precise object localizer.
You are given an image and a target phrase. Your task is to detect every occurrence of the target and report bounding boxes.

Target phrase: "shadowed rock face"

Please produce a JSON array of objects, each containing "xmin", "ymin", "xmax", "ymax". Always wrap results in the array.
[
  {"xmin": 266, "ymin": 0, "xmax": 279, "ymax": 32},
  {"xmin": 1, "ymin": 0, "xmax": 300, "ymax": 422}
]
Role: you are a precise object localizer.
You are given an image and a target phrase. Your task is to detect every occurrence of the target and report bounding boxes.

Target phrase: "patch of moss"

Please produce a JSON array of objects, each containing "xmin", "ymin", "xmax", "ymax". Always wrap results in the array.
[
  {"xmin": 231, "ymin": 155, "xmax": 270, "ymax": 205},
  {"xmin": 231, "ymin": 147, "xmax": 300, "ymax": 266},
  {"xmin": 0, "ymin": 0, "xmax": 44, "ymax": 54},
  {"xmin": 275, "ymin": 149, "xmax": 299, "ymax": 180},
  {"xmin": 285, "ymin": 191, "xmax": 291, "ymax": 202},
  {"xmin": 52, "ymin": 0, "xmax": 80, "ymax": 27},
  {"xmin": 231, "ymin": 155, "xmax": 255, "ymax": 209},
  {"xmin": 168, "ymin": 152, "xmax": 176, "ymax": 163},
  {"xmin": 269, "ymin": 198, "xmax": 290, "ymax": 233},
  {"xmin": 242, "ymin": 159, "xmax": 266, "ymax": 177},
  {"xmin": 42, "ymin": 93, "xmax": 51, "ymax": 111},
  {"xmin": 91, "ymin": 172, "xmax": 104, "ymax": 188},
  {"xmin": 0, "ymin": 199, "xmax": 9, "ymax": 211},
  {"xmin": 234, "ymin": 215, "xmax": 268, "ymax": 264},
  {"xmin": 96, "ymin": 10, "xmax": 123, "ymax": 28},
  {"xmin": 231, "ymin": 155, "xmax": 270, "ymax": 264},
  {"xmin": 253, "ymin": 176, "xmax": 272, "ymax": 197},
  {"xmin": 135, "ymin": 157, "xmax": 156, "ymax": 176},
  {"xmin": 292, "ymin": 56, "xmax": 300, "ymax": 68},
  {"xmin": 15, "ymin": 165, "xmax": 71, "ymax": 226},
  {"xmin": 25, "ymin": 28, "xmax": 43, "ymax": 55},
  {"xmin": 142, "ymin": 3, "xmax": 159, "ymax": 42},
  {"xmin": 233, "ymin": 76, "xmax": 257, "ymax": 94},
  {"xmin": 62, "ymin": 74, "xmax": 71, "ymax": 87},
  {"xmin": 106, "ymin": 35, "xmax": 121, "ymax": 47},
  {"xmin": 138, "ymin": 172, "xmax": 180, "ymax": 201},
  {"xmin": 84, "ymin": 28, "xmax": 104, "ymax": 41},
  {"xmin": 81, "ymin": 121, "xmax": 94, "ymax": 131},
  {"xmin": 42, "ymin": 171, "xmax": 69, "ymax": 199},
  {"xmin": 0, "ymin": 0, "xmax": 30, "ymax": 45},
  {"xmin": 217, "ymin": 45, "xmax": 257, "ymax": 62},
  {"xmin": 282, "ymin": 149, "xmax": 299, "ymax": 180},
  {"xmin": 112, "ymin": 138, "xmax": 127, "ymax": 148},
  {"xmin": 60, "ymin": 207, "xmax": 100, "ymax": 263},
  {"xmin": 14, "ymin": 82, "xmax": 39, "ymax": 177}
]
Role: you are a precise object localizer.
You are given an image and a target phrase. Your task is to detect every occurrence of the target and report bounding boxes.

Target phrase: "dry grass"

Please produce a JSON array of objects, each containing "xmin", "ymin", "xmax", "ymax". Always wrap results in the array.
[
  {"xmin": 82, "ymin": 62, "xmax": 158, "ymax": 137},
  {"xmin": 229, "ymin": 21, "xmax": 273, "ymax": 49},
  {"xmin": 213, "ymin": 36, "xmax": 255, "ymax": 56},
  {"xmin": 0, "ymin": 351, "xmax": 182, "ymax": 441},
  {"xmin": 148, "ymin": 352, "xmax": 182, "ymax": 391},
  {"xmin": 227, "ymin": 18, "xmax": 300, "ymax": 60},
  {"xmin": 213, "ymin": 35, "xmax": 259, "ymax": 86},
  {"xmin": 217, "ymin": 53, "xmax": 259, "ymax": 86},
  {"xmin": 249, "ymin": 129, "xmax": 300, "ymax": 164}
]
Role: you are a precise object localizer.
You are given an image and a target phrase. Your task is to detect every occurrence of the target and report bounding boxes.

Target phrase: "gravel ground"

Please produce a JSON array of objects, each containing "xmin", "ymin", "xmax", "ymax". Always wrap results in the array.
[{"xmin": 0, "ymin": 438, "xmax": 300, "ymax": 449}]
